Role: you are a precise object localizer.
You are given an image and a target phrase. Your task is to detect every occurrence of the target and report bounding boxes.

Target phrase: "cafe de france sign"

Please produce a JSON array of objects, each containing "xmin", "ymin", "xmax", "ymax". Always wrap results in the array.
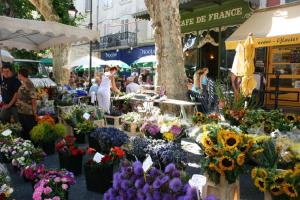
[{"xmin": 180, "ymin": 0, "xmax": 252, "ymax": 33}]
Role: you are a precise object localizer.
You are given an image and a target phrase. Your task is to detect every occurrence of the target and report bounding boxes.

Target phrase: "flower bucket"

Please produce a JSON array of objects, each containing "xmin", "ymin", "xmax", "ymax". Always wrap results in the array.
[
  {"xmin": 264, "ymin": 191, "xmax": 272, "ymax": 200},
  {"xmin": 41, "ymin": 141, "xmax": 55, "ymax": 155},
  {"xmin": 74, "ymin": 132, "xmax": 85, "ymax": 144},
  {"xmin": 202, "ymin": 175, "xmax": 240, "ymax": 200},
  {"xmin": 88, "ymin": 135, "xmax": 101, "ymax": 152},
  {"xmin": 84, "ymin": 163, "xmax": 113, "ymax": 193},
  {"xmin": 58, "ymin": 152, "xmax": 83, "ymax": 176}
]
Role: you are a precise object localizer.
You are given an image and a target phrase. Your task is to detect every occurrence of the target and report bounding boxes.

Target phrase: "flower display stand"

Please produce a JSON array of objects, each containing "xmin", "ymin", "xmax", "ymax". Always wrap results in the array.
[
  {"xmin": 202, "ymin": 175, "xmax": 240, "ymax": 200},
  {"xmin": 93, "ymin": 119, "xmax": 105, "ymax": 128},
  {"xmin": 104, "ymin": 115, "xmax": 122, "ymax": 129}
]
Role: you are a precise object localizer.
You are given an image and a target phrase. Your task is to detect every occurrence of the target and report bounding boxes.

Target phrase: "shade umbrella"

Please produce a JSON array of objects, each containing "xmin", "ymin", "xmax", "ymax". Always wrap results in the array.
[
  {"xmin": 0, "ymin": 49, "xmax": 14, "ymax": 63},
  {"xmin": 68, "ymin": 56, "xmax": 106, "ymax": 69},
  {"xmin": 105, "ymin": 60, "xmax": 130, "ymax": 69},
  {"xmin": 39, "ymin": 58, "xmax": 52, "ymax": 66},
  {"xmin": 241, "ymin": 34, "xmax": 257, "ymax": 97},
  {"xmin": 0, "ymin": 16, "xmax": 99, "ymax": 51},
  {"xmin": 132, "ymin": 55, "xmax": 157, "ymax": 68},
  {"xmin": 231, "ymin": 43, "xmax": 245, "ymax": 76}
]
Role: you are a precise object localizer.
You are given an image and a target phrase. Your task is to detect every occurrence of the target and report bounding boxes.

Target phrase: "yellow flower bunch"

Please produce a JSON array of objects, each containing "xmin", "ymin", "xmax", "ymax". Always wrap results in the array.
[
  {"xmin": 163, "ymin": 132, "xmax": 175, "ymax": 141},
  {"xmin": 199, "ymin": 124, "xmax": 252, "ymax": 184},
  {"xmin": 251, "ymin": 166, "xmax": 300, "ymax": 198}
]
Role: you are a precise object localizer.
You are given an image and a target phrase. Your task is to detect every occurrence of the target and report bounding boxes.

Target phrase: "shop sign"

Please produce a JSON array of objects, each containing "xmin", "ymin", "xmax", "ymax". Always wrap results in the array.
[
  {"xmin": 180, "ymin": 0, "xmax": 252, "ymax": 33},
  {"xmin": 226, "ymin": 34, "xmax": 300, "ymax": 49},
  {"xmin": 104, "ymin": 52, "xmax": 118, "ymax": 59}
]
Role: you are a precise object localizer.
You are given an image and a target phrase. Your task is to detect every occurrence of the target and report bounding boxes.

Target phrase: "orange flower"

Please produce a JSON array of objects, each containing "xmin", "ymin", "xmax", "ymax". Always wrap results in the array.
[
  {"xmin": 37, "ymin": 114, "xmax": 55, "ymax": 126},
  {"xmin": 87, "ymin": 148, "xmax": 96, "ymax": 155},
  {"xmin": 112, "ymin": 147, "xmax": 125, "ymax": 158}
]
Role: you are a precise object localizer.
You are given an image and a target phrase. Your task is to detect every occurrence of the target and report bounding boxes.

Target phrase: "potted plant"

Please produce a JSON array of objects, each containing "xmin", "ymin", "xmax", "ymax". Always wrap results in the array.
[
  {"xmin": 56, "ymin": 135, "xmax": 85, "ymax": 175},
  {"xmin": 103, "ymin": 161, "xmax": 198, "ymax": 199},
  {"xmin": 84, "ymin": 147, "xmax": 125, "ymax": 193},
  {"xmin": 32, "ymin": 169, "xmax": 75, "ymax": 200},
  {"xmin": 89, "ymin": 127, "xmax": 128, "ymax": 154},
  {"xmin": 30, "ymin": 122, "xmax": 67, "ymax": 155},
  {"xmin": 74, "ymin": 121, "xmax": 96, "ymax": 144}
]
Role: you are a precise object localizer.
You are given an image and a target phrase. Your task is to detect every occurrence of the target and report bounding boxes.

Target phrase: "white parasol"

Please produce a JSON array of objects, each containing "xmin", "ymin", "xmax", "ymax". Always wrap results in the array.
[
  {"xmin": 0, "ymin": 49, "xmax": 14, "ymax": 63},
  {"xmin": 68, "ymin": 56, "xmax": 107, "ymax": 69},
  {"xmin": 0, "ymin": 16, "xmax": 99, "ymax": 51}
]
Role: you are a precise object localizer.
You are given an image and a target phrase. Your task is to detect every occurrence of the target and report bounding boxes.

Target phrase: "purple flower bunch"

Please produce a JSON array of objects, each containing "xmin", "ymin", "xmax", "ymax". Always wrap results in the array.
[
  {"xmin": 104, "ymin": 161, "xmax": 197, "ymax": 200},
  {"xmin": 170, "ymin": 125, "xmax": 182, "ymax": 136},
  {"xmin": 32, "ymin": 169, "xmax": 75, "ymax": 200},
  {"xmin": 141, "ymin": 122, "xmax": 161, "ymax": 138}
]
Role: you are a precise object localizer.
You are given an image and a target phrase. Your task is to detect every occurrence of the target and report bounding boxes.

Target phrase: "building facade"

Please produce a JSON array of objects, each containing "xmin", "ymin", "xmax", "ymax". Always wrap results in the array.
[
  {"xmin": 260, "ymin": 0, "xmax": 299, "ymax": 7},
  {"xmin": 70, "ymin": 0, "xmax": 155, "ymax": 65}
]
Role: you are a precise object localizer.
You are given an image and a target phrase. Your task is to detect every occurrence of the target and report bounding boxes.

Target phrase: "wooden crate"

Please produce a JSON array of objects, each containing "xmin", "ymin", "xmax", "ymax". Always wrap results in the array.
[
  {"xmin": 93, "ymin": 119, "xmax": 105, "ymax": 128},
  {"xmin": 104, "ymin": 115, "xmax": 122, "ymax": 129},
  {"xmin": 122, "ymin": 122, "xmax": 140, "ymax": 137},
  {"xmin": 202, "ymin": 175, "xmax": 240, "ymax": 200}
]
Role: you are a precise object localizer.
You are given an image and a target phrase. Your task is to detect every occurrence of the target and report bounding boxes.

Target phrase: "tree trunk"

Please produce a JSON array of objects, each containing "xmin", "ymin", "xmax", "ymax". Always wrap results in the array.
[
  {"xmin": 27, "ymin": 0, "xmax": 70, "ymax": 84},
  {"xmin": 51, "ymin": 44, "xmax": 71, "ymax": 85},
  {"xmin": 145, "ymin": 0, "xmax": 187, "ymax": 103}
]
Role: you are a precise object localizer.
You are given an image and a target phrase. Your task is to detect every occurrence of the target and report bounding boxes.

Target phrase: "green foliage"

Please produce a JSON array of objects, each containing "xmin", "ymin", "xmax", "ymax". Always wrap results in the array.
[
  {"xmin": 75, "ymin": 121, "xmax": 96, "ymax": 135},
  {"xmin": 30, "ymin": 122, "xmax": 66, "ymax": 142}
]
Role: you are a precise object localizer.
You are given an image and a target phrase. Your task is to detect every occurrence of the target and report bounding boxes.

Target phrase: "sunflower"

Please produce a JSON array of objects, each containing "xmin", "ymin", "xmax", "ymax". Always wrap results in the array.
[
  {"xmin": 258, "ymin": 168, "xmax": 268, "ymax": 179},
  {"xmin": 201, "ymin": 133, "xmax": 214, "ymax": 149},
  {"xmin": 209, "ymin": 162, "xmax": 215, "ymax": 170},
  {"xmin": 285, "ymin": 113, "xmax": 296, "ymax": 123},
  {"xmin": 273, "ymin": 175, "xmax": 285, "ymax": 185},
  {"xmin": 214, "ymin": 165, "xmax": 225, "ymax": 176},
  {"xmin": 252, "ymin": 148, "xmax": 264, "ymax": 157},
  {"xmin": 251, "ymin": 168, "xmax": 257, "ymax": 179},
  {"xmin": 283, "ymin": 183, "xmax": 298, "ymax": 198},
  {"xmin": 270, "ymin": 184, "xmax": 283, "ymax": 196},
  {"xmin": 254, "ymin": 177, "xmax": 267, "ymax": 192},
  {"xmin": 224, "ymin": 134, "xmax": 241, "ymax": 150},
  {"xmin": 237, "ymin": 153, "xmax": 245, "ymax": 166},
  {"xmin": 218, "ymin": 156, "xmax": 235, "ymax": 171}
]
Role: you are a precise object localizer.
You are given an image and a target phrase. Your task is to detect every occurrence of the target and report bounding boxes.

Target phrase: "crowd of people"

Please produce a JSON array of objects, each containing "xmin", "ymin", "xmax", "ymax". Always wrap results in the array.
[{"xmin": 0, "ymin": 62, "xmax": 37, "ymax": 139}]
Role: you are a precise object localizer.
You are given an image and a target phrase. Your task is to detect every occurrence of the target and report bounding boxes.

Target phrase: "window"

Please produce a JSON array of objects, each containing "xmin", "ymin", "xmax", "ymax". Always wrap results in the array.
[
  {"xmin": 85, "ymin": 0, "xmax": 91, "ymax": 12},
  {"xmin": 103, "ymin": 0, "xmax": 113, "ymax": 9},
  {"xmin": 121, "ymin": 19, "xmax": 129, "ymax": 33},
  {"xmin": 103, "ymin": 24, "xmax": 111, "ymax": 36}
]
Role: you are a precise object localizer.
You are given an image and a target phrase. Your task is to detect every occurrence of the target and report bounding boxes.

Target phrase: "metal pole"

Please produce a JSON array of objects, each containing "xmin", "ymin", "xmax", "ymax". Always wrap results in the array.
[
  {"xmin": 89, "ymin": 0, "xmax": 93, "ymax": 87},
  {"xmin": 218, "ymin": 26, "xmax": 222, "ymax": 80}
]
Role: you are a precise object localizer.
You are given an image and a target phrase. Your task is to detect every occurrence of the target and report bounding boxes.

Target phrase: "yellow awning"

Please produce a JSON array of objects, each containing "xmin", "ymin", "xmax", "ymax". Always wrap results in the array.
[{"xmin": 226, "ymin": 2, "xmax": 300, "ymax": 50}]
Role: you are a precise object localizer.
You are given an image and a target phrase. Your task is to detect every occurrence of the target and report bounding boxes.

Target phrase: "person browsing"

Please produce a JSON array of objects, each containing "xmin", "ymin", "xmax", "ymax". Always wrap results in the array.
[
  {"xmin": 0, "ymin": 62, "xmax": 21, "ymax": 123},
  {"xmin": 126, "ymin": 76, "xmax": 141, "ymax": 94}
]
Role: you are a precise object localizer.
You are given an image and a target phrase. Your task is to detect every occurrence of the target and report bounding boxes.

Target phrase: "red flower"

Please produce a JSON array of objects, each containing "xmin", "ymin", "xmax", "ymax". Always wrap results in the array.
[
  {"xmin": 87, "ymin": 148, "xmax": 96, "ymax": 155},
  {"xmin": 55, "ymin": 140, "xmax": 66, "ymax": 151},
  {"xmin": 0, "ymin": 193, "xmax": 6, "ymax": 200},
  {"xmin": 101, "ymin": 155, "xmax": 112, "ymax": 163},
  {"xmin": 112, "ymin": 147, "xmax": 125, "ymax": 158}
]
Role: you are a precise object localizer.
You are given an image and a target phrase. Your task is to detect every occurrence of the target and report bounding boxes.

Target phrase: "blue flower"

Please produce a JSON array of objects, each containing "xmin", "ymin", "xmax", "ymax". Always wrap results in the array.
[
  {"xmin": 135, "ymin": 178, "xmax": 144, "ymax": 189},
  {"xmin": 153, "ymin": 191, "xmax": 162, "ymax": 200},
  {"xmin": 172, "ymin": 170, "xmax": 181, "ymax": 178},
  {"xmin": 153, "ymin": 178, "xmax": 162, "ymax": 189},
  {"xmin": 121, "ymin": 180, "xmax": 130, "ymax": 190},
  {"xmin": 143, "ymin": 183, "xmax": 150, "ymax": 193},
  {"xmin": 162, "ymin": 194, "xmax": 173, "ymax": 200},
  {"xmin": 169, "ymin": 178, "xmax": 182, "ymax": 192},
  {"xmin": 160, "ymin": 176, "xmax": 170, "ymax": 185},
  {"xmin": 164, "ymin": 163, "xmax": 176, "ymax": 173},
  {"xmin": 133, "ymin": 161, "xmax": 144, "ymax": 176}
]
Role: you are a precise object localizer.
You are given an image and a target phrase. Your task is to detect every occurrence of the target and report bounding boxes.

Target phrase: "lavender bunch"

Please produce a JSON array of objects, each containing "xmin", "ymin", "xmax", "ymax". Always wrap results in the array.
[
  {"xmin": 103, "ymin": 161, "xmax": 198, "ymax": 200},
  {"xmin": 128, "ymin": 136, "xmax": 149, "ymax": 160},
  {"xmin": 90, "ymin": 127, "xmax": 129, "ymax": 153}
]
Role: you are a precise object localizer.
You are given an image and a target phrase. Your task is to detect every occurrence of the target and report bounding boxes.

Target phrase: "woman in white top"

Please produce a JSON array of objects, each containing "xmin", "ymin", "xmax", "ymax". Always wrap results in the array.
[{"xmin": 96, "ymin": 66, "xmax": 120, "ymax": 113}]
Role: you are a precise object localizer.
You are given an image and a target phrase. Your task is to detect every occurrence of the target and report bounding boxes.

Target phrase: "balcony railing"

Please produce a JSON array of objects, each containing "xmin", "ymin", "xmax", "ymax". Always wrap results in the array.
[{"xmin": 99, "ymin": 32, "xmax": 137, "ymax": 49}]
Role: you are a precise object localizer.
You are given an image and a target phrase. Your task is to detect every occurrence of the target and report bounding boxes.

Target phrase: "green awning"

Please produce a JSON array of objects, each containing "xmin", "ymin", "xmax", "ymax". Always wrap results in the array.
[{"xmin": 39, "ymin": 58, "xmax": 52, "ymax": 66}]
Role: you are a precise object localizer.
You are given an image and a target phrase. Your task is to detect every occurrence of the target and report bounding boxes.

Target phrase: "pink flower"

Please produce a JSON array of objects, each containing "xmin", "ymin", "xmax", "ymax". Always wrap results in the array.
[
  {"xmin": 32, "ymin": 192, "xmax": 42, "ymax": 200},
  {"xmin": 53, "ymin": 196, "xmax": 61, "ymax": 200},
  {"xmin": 43, "ymin": 186, "xmax": 52, "ymax": 195},
  {"xmin": 54, "ymin": 177, "xmax": 61, "ymax": 183},
  {"xmin": 61, "ymin": 177, "xmax": 68, "ymax": 183},
  {"xmin": 62, "ymin": 184, "xmax": 68, "ymax": 190}
]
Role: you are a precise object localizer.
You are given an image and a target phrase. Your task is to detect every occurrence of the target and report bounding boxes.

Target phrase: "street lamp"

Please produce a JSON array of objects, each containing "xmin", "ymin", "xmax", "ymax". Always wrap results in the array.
[{"xmin": 68, "ymin": 4, "xmax": 78, "ymax": 20}]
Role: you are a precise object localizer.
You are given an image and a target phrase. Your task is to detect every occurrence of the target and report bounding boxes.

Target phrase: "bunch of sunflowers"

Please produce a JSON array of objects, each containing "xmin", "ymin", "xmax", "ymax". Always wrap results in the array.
[
  {"xmin": 199, "ymin": 124, "xmax": 253, "ymax": 184},
  {"xmin": 251, "ymin": 164, "xmax": 300, "ymax": 199},
  {"xmin": 192, "ymin": 112, "xmax": 221, "ymax": 125}
]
